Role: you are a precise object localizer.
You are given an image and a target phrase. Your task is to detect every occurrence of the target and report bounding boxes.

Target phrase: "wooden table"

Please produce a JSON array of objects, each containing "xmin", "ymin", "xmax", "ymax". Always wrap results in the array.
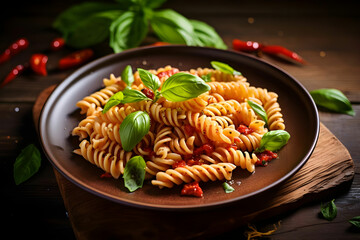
[{"xmin": 2, "ymin": 0, "xmax": 359, "ymax": 239}]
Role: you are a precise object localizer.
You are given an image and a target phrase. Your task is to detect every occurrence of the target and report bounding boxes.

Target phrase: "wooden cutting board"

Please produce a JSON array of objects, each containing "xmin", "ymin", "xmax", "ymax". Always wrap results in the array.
[{"xmin": 33, "ymin": 85, "xmax": 354, "ymax": 240}]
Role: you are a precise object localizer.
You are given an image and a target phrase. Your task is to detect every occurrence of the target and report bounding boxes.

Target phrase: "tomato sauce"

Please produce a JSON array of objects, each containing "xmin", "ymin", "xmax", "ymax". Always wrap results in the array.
[
  {"xmin": 181, "ymin": 181, "xmax": 203, "ymax": 197},
  {"xmin": 237, "ymin": 124, "xmax": 254, "ymax": 135},
  {"xmin": 157, "ymin": 68, "xmax": 179, "ymax": 78},
  {"xmin": 255, "ymin": 150, "xmax": 278, "ymax": 166}
]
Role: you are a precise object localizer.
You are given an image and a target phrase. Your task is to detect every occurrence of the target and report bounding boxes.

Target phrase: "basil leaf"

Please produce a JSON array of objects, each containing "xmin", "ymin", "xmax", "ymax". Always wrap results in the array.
[
  {"xmin": 160, "ymin": 72, "xmax": 211, "ymax": 102},
  {"xmin": 123, "ymin": 156, "xmax": 146, "ymax": 192},
  {"xmin": 143, "ymin": 0, "xmax": 167, "ymax": 9},
  {"xmin": 122, "ymin": 88, "xmax": 150, "ymax": 103},
  {"xmin": 211, "ymin": 61, "xmax": 241, "ymax": 76},
  {"xmin": 121, "ymin": 65, "xmax": 134, "ymax": 86},
  {"xmin": 190, "ymin": 19, "xmax": 227, "ymax": 49},
  {"xmin": 256, "ymin": 130, "xmax": 290, "ymax": 153},
  {"xmin": 349, "ymin": 216, "xmax": 360, "ymax": 228},
  {"xmin": 102, "ymin": 91, "xmax": 124, "ymax": 114},
  {"xmin": 120, "ymin": 111, "xmax": 151, "ymax": 151},
  {"xmin": 14, "ymin": 144, "xmax": 42, "ymax": 185},
  {"xmin": 53, "ymin": 2, "xmax": 120, "ymax": 33},
  {"xmin": 110, "ymin": 10, "xmax": 148, "ymax": 53},
  {"xmin": 310, "ymin": 88, "xmax": 355, "ymax": 116},
  {"xmin": 321, "ymin": 199, "xmax": 337, "ymax": 221},
  {"xmin": 137, "ymin": 68, "xmax": 161, "ymax": 92},
  {"xmin": 222, "ymin": 182, "xmax": 234, "ymax": 193},
  {"xmin": 201, "ymin": 73, "xmax": 212, "ymax": 82},
  {"xmin": 150, "ymin": 9, "xmax": 197, "ymax": 45},
  {"xmin": 247, "ymin": 100, "xmax": 268, "ymax": 126}
]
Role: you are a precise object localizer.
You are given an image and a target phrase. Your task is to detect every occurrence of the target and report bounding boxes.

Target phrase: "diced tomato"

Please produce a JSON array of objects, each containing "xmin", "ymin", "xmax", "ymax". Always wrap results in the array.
[
  {"xmin": 193, "ymin": 143, "xmax": 214, "ymax": 156},
  {"xmin": 181, "ymin": 181, "xmax": 203, "ymax": 198},
  {"xmin": 237, "ymin": 124, "xmax": 254, "ymax": 135},
  {"xmin": 157, "ymin": 68, "xmax": 179, "ymax": 78},
  {"xmin": 255, "ymin": 150, "xmax": 278, "ymax": 166},
  {"xmin": 141, "ymin": 88, "xmax": 154, "ymax": 99},
  {"xmin": 172, "ymin": 160, "xmax": 186, "ymax": 169},
  {"xmin": 100, "ymin": 172, "xmax": 112, "ymax": 178}
]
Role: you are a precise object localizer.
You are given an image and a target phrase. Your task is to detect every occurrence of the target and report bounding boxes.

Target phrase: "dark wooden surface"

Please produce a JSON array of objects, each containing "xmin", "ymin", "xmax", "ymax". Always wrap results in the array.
[{"xmin": 1, "ymin": 0, "xmax": 359, "ymax": 239}]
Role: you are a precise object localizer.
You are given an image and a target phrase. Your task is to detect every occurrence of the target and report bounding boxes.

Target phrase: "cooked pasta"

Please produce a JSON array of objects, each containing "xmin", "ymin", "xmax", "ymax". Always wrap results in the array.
[{"xmin": 72, "ymin": 64, "xmax": 287, "ymax": 194}]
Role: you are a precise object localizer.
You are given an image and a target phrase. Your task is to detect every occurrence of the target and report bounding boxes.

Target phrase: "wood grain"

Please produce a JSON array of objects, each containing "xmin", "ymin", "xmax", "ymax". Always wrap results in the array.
[{"xmin": 33, "ymin": 85, "xmax": 354, "ymax": 239}]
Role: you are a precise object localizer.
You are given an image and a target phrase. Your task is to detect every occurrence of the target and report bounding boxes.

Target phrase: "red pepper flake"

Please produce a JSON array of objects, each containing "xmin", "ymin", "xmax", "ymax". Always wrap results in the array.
[
  {"xmin": 0, "ymin": 38, "xmax": 29, "ymax": 64},
  {"xmin": 30, "ymin": 53, "xmax": 48, "ymax": 76},
  {"xmin": 50, "ymin": 37, "xmax": 65, "ymax": 51},
  {"xmin": 181, "ymin": 181, "xmax": 203, "ymax": 198},
  {"xmin": 237, "ymin": 124, "xmax": 254, "ymax": 135},
  {"xmin": 0, "ymin": 64, "xmax": 27, "ymax": 88},
  {"xmin": 157, "ymin": 68, "xmax": 179, "ymax": 79},
  {"xmin": 255, "ymin": 150, "xmax": 278, "ymax": 166},
  {"xmin": 172, "ymin": 160, "xmax": 186, "ymax": 169},
  {"xmin": 141, "ymin": 88, "xmax": 154, "ymax": 99},
  {"xmin": 100, "ymin": 172, "xmax": 112, "ymax": 178},
  {"xmin": 58, "ymin": 48, "xmax": 93, "ymax": 70}
]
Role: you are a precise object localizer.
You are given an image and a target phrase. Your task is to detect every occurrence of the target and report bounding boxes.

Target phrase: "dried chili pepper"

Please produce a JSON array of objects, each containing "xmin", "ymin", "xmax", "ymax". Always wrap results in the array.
[
  {"xmin": 0, "ymin": 38, "xmax": 29, "ymax": 64},
  {"xmin": 50, "ymin": 37, "xmax": 65, "ymax": 51},
  {"xmin": 232, "ymin": 39, "xmax": 262, "ymax": 52},
  {"xmin": 58, "ymin": 49, "xmax": 93, "ymax": 70},
  {"xmin": 0, "ymin": 64, "xmax": 27, "ymax": 88},
  {"xmin": 261, "ymin": 45, "xmax": 306, "ymax": 64},
  {"xmin": 30, "ymin": 54, "xmax": 48, "ymax": 76}
]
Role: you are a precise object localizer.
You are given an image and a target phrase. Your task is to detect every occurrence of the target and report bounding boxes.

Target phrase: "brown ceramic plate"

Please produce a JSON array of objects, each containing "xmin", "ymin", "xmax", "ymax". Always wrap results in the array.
[{"xmin": 39, "ymin": 46, "xmax": 319, "ymax": 210}]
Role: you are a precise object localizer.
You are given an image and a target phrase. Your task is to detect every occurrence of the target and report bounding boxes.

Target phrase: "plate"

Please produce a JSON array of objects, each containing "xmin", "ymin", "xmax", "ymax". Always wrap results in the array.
[{"xmin": 39, "ymin": 45, "xmax": 319, "ymax": 210}]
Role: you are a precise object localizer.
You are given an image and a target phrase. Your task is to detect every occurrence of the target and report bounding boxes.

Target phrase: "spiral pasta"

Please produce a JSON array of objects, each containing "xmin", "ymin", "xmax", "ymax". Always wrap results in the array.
[{"xmin": 72, "ymin": 64, "xmax": 287, "ymax": 193}]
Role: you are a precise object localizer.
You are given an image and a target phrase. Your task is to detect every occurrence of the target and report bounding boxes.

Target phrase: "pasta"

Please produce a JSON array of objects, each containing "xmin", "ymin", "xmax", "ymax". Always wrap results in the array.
[{"xmin": 72, "ymin": 64, "xmax": 287, "ymax": 195}]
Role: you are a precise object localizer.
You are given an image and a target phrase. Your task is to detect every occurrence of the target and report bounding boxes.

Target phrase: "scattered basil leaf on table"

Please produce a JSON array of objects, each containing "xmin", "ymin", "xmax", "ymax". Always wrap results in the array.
[
  {"xmin": 255, "ymin": 130, "xmax": 290, "ymax": 153},
  {"xmin": 222, "ymin": 182, "xmax": 235, "ymax": 193},
  {"xmin": 247, "ymin": 100, "xmax": 268, "ymax": 126},
  {"xmin": 121, "ymin": 65, "xmax": 134, "ymax": 86},
  {"xmin": 211, "ymin": 61, "xmax": 241, "ymax": 76},
  {"xmin": 310, "ymin": 88, "xmax": 355, "ymax": 116},
  {"xmin": 137, "ymin": 68, "xmax": 161, "ymax": 92},
  {"xmin": 349, "ymin": 216, "xmax": 360, "ymax": 228},
  {"xmin": 160, "ymin": 72, "xmax": 211, "ymax": 102},
  {"xmin": 320, "ymin": 199, "xmax": 337, "ymax": 221},
  {"xmin": 120, "ymin": 111, "xmax": 151, "ymax": 151},
  {"xmin": 109, "ymin": 10, "xmax": 148, "ymax": 53},
  {"xmin": 102, "ymin": 91, "xmax": 124, "ymax": 114},
  {"xmin": 13, "ymin": 144, "xmax": 42, "ymax": 185},
  {"xmin": 123, "ymin": 156, "xmax": 146, "ymax": 192},
  {"xmin": 122, "ymin": 88, "xmax": 151, "ymax": 104},
  {"xmin": 190, "ymin": 19, "xmax": 227, "ymax": 50}
]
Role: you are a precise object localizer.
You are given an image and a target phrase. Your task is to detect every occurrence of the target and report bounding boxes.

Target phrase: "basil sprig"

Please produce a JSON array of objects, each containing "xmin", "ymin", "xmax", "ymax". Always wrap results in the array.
[
  {"xmin": 255, "ymin": 130, "xmax": 290, "ymax": 153},
  {"xmin": 121, "ymin": 65, "xmax": 135, "ymax": 87},
  {"xmin": 138, "ymin": 68, "xmax": 161, "ymax": 92},
  {"xmin": 53, "ymin": 1, "xmax": 227, "ymax": 52},
  {"xmin": 211, "ymin": 61, "xmax": 241, "ymax": 76},
  {"xmin": 13, "ymin": 144, "xmax": 42, "ymax": 185},
  {"xmin": 120, "ymin": 111, "xmax": 151, "ymax": 152},
  {"xmin": 123, "ymin": 156, "xmax": 146, "ymax": 192},
  {"xmin": 310, "ymin": 88, "xmax": 355, "ymax": 116},
  {"xmin": 102, "ymin": 91, "xmax": 124, "ymax": 114},
  {"xmin": 320, "ymin": 199, "xmax": 337, "ymax": 221},
  {"xmin": 222, "ymin": 182, "xmax": 235, "ymax": 193},
  {"xmin": 247, "ymin": 100, "xmax": 268, "ymax": 126}
]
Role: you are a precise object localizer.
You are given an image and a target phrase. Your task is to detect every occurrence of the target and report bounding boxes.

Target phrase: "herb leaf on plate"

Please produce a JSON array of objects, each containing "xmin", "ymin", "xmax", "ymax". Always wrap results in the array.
[
  {"xmin": 123, "ymin": 156, "xmax": 146, "ymax": 192},
  {"xmin": 255, "ymin": 130, "xmax": 290, "ymax": 153},
  {"xmin": 247, "ymin": 100, "xmax": 268, "ymax": 126},
  {"xmin": 102, "ymin": 91, "xmax": 124, "ymax": 114}
]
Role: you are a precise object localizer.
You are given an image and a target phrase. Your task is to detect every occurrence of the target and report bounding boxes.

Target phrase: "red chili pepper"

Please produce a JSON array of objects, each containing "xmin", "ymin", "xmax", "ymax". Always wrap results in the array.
[
  {"xmin": 0, "ymin": 38, "xmax": 29, "ymax": 64},
  {"xmin": 261, "ymin": 45, "xmax": 306, "ymax": 64},
  {"xmin": 232, "ymin": 39, "xmax": 262, "ymax": 52},
  {"xmin": 58, "ymin": 49, "xmax": 94, "ymax": 70},
  {"xmin": 149, "ymin": 42, "xmax": 170, "ymax": 46},
  {"xmin": 181, "ymin": 181, "xmax": 203, "ymax": 197},
  {"xmin": 30, "ymin": 53, "xmax": 48, "ymax": 76},
  {"xmin": 50, "ymin": 37, "xmax": 65, "ymax": 51},
  {"xmin": 0, "ymin": 64, "xmax": 27, "ymax": 88}
]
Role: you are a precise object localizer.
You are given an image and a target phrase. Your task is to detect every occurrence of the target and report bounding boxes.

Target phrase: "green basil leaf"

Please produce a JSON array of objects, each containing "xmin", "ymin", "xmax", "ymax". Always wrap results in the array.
[
  {"xmin": 256, "ymin": 130, "xmax": 290, "ymax": 153},
  {"xmin": 310, "ymin": 88, "xmax": 355, "ymax": 116},
  {"xmin": 201, "ymin": 73, "xmax": 212, "ymax": 82},
  {"xmin": 123, "ymin": 156, "xmax": 146, "ymax": 192},
  {"xmin": 122, "ymin": 88, "xmax": 151, "ymax": 103},
  {"xmin": 109, "ymin": 10, "xmax": 148, "ymax": 53},
  {"xmin": 102, "ymin": 91, "xmax": 124, "ymax": 114},
  {"xmin": 143, "ymin": 0, "xmax": 167, "ymax": 9},
  {"xmin": 321, "ymin": 199, "xmax": 337, "ymax": 221},
  {"xmin": 150, "ymin": 9, "xmax": 197, "ymax": 45},
  {"xmin": 211, "ymin": 61, "xmax": 241, "ymax": 76},
  {"xmin": 222, "ymin": 182, "xmax": 234, "ymax": 193},
  {"xmin": 120, "ymin": 111, "xmax": 151, "ymax": 151},
  {"xmin": 14, "ymin": 144, "xmax": 42, "ymax": 185},
  {"xmin": 121, "ymin": 65, "xmax": 134, "ymax": 86},
  {"xmin": 53, "ymin": 2, "xmax": 120, "ymax": 33},
  {"xmin": 190, "ymin": 19, "xmax": 227, "ymax": 49},
  {"xmin": 349, "ymin": 216, "xmax": 360, "ymax": 228},
  {"xmin": 137, "ymin": 68, "xmax": 161, "ymax": 92},
  {"xmin": 247, "ymin": 100, "xmax": 268, "ymax": 126},
  {"xmin": 160, "ymin": 72, "xmax": 211, "ymax": 102}
]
